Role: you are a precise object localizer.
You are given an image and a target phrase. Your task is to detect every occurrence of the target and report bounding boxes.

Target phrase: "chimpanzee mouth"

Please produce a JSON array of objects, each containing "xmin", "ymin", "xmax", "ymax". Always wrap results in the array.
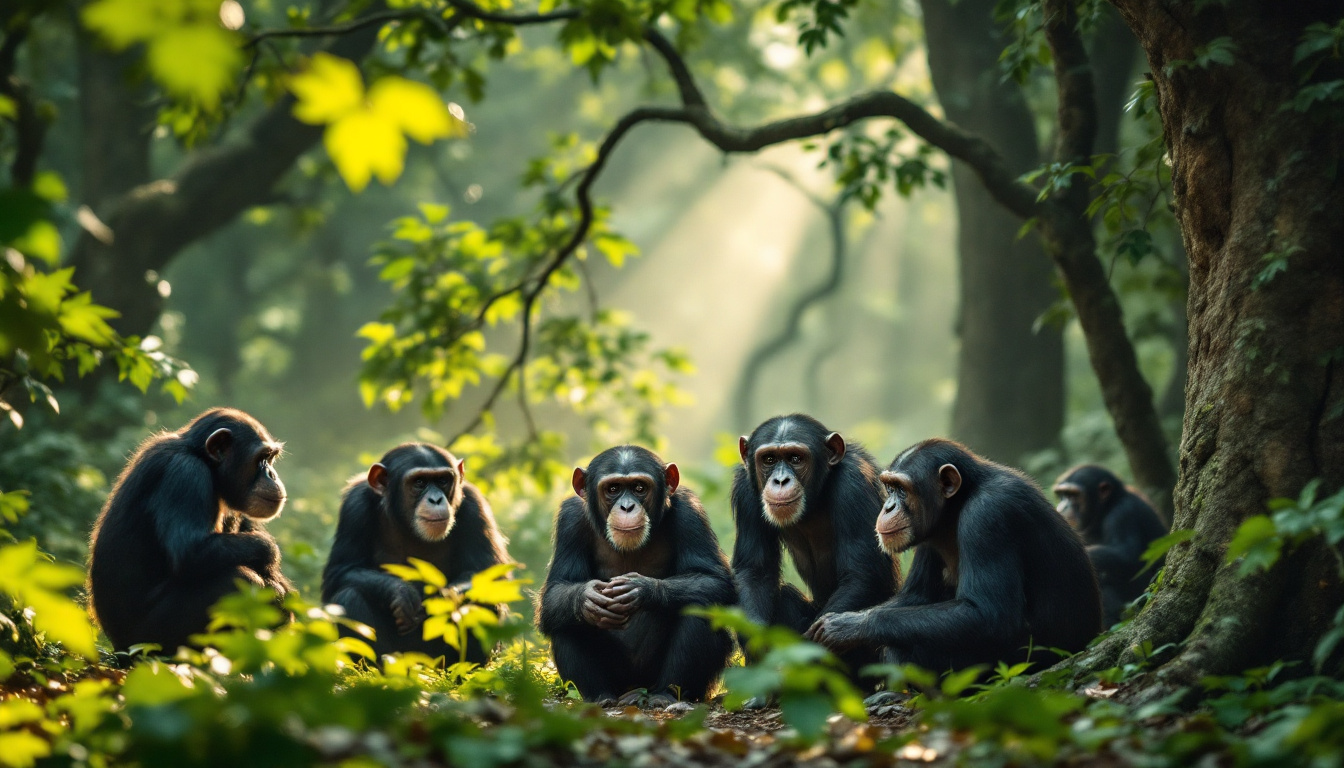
[
  {"xmin": 765, "ymin": 495, "xmax": 803, "ymax": 508},
  {"xmin": 417, "ymin": 515, "xmax": 451, "ymax": 524},
  {"xmin": 877, "ymin": 522, "xmax": 909, "ymax": 537},
  {"xmin": 609, "ymin": 524, "xmax": 645, "ymax": 532}
]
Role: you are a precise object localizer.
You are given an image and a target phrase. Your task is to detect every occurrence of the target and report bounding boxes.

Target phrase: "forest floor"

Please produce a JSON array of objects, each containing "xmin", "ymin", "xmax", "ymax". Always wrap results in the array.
[{"xmin": 568, "ymin": 702, "xmax": 936, "ymax": 767}]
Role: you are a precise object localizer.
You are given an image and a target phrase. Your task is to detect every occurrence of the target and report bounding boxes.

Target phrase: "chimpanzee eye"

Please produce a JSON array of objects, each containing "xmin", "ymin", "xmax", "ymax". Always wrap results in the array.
[
  {"xmin": 605, "ymin": 485, "xmax": 620, "ymax": 496},
  {"xmin": 412, "ymin": 478, "xmax": 426, "ymax": 490},
  {"xmin": 788, "ymin": 455, "xmax": 802, "ymax": 464},
  {"xmin": 897, "ymin": 487, "xmax": 907, "ymax": 501},
  {"xmin": 763, "ymin": 456, "xmax": 776, "ymax": 465},
  {"xmin": 634, "ymin": 484, "xmax": 645, "ymax": 494}
]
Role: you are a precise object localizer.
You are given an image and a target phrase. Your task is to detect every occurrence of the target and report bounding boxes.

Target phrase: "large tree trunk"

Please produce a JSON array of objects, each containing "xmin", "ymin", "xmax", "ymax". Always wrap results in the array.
[
  {"xmin": 921, "ymin": 0, "xmax": 1065, "ymax": 466},
  {"xmin": 1074, "ymin": 0, "xmax": 1344, "ymax": 689}
]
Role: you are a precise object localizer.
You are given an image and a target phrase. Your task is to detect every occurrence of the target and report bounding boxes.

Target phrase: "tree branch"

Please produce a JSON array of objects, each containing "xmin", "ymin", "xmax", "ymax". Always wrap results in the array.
[
  {"xmin": 246, "ymin": 9, "xmax": 452, "ymax": 46},
  {"xmin": 443, "ymin": 0, "xmax": 580, "ymax": 25}
]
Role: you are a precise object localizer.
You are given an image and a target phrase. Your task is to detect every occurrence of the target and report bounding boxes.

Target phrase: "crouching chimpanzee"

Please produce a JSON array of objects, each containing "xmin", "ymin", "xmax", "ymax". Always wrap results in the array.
[
  {"xmin": 806, "ymin": 439, "xmax": 1102, "ymax": 674},
  {"xmin": 732, "ymin": 415, "xmax": 896, "ymax": 669},
  {"xmin": 88, "ymin": 408, "xmax": 293, "ymax": 652},
  {"xmin": 538, "ymin": 446, "xmax": 735, "ymax": 709},
  {"xmin": 322, "ymin": 443, "xmax": 511, "ymax": 664},
  {"xmin": 1054, "ymin": 464, "xmax": 1168, "ymax": 626}
]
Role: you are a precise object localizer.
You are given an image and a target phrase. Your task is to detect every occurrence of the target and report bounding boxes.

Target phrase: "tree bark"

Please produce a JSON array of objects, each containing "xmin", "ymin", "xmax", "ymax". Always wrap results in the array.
[
  {"xmin": 921, "ymin": 0, "xmax": 1065, "ymax": 467},
  {"xmin": 1071, "ymin": 0, "xmax": 1344, "ymax": 687}
]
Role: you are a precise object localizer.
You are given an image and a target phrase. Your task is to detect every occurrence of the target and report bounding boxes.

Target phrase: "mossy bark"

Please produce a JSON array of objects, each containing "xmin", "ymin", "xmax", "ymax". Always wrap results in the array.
[{"xmin": 1068, "ymin": 0, "xmax": 1344, "ymax": 690}]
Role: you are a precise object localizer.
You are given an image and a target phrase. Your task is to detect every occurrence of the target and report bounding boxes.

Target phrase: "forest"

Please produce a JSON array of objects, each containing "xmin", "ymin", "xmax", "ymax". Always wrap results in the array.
[{"xmin": 1, "ymin": 0, "xmax": 1342, "ymax": 765}]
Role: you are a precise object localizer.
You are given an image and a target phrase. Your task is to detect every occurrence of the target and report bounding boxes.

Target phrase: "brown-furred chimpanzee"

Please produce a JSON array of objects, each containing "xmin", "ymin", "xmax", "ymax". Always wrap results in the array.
[
  {"xmin": 806, "ymin": 439, "xmax": 1102, "ymax": 675},
  {"xmin": 322, "ymin": 443, "xmax": 510, "ymax": 664},
  {"xmin": 87, "ymin": 408, "xmax": 292, "ymax": 652},
  {"xmin": 731, "ymin": 415, "xmax": 896, "ymax": 654},
  {"xmin": 1054, "ymin": 464, "xmax": 1168, "ymax": 626},
  {"xmin": 538, "ymin": 445, "xmax": 735, "ymax": 709}
]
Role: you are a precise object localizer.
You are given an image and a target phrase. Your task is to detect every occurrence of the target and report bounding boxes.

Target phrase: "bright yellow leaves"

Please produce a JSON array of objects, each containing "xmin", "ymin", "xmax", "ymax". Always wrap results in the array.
[
  {"xmin": 0, "ymin": 541, "xmax": 99, "ymax": 659},
  {"xmin": 289, "ymin": 53, "xmax": 468, "ymax": 192},
  {"xmin": 82, "ymin": 0, "xmax": 242, "ymax": 109}
]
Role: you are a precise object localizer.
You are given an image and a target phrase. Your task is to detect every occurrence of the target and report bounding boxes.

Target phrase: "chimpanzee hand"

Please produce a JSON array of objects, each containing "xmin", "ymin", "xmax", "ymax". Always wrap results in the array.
[
  {"xmin": 602, "ymin": 573, "xmax": 657, "ymax": 616},
  {"xmin": 804, "ymin": 611, "xmax": 867, "ymax": 652},
  {"xmin": 580, "ymin": 580, "xmax": 628, "ymax": 629},
  {"xmin": 391, "ymin": 584, "xmax": 425, "ymax": 635}
]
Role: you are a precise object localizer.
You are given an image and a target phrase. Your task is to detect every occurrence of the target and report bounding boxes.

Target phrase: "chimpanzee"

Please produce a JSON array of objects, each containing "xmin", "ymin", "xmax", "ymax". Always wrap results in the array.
[
  {"xmin": 1054, "ymin": 464, "xmax": 1168, "ymax": 626},
  {"xmin": 87, "ymin": 408, "xmax": 293, "ymax": 652},
  {"xmin": 805, "ymin": 439, "xmax": 1102, "ymax": 674},
  {"xmin": 322, "ymin": 443, "xmax": 511, "ymax": 664},
  {"xmin": 537, "ymin": 445, "xmax": 735, "ymax": 709},
  {"xmin": 731, "ymin": 415, "xmax": 896, "ymax": 645}
]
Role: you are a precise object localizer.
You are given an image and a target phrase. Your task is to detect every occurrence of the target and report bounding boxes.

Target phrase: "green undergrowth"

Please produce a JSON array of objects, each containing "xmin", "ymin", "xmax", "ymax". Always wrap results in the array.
[{"xmin": 3, "ymin": 498, "xmax": 1344, "ymax": 767}]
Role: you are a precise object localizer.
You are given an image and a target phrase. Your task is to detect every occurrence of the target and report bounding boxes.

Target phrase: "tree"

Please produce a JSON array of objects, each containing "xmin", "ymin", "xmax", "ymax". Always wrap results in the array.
[{"xmin": 1068, "ymin": 0, "xmax": 1344, "ymax": 689}]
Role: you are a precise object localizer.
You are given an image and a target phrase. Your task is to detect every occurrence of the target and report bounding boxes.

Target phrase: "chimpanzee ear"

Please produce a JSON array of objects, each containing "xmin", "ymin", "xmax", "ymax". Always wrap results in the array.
[
  {"xmin": 572, "ymin": 467, "xmax": 588, "ymax": 499},
  {"xmin": 1098, "ymin": 480, "xmax": 1112, "ymax": 500},
  {"xmin": 938, "ymin": 464, "xmax": 962, "ymax": 498},
  {"xmin": 367, "ymin": 463, "xmax": 390, "ymax": 495},
  {"xmin": 738, "ymin": 436, "xmax": 750, "ymax": 466},
  {"xmin": 825, "ymin": 432, "xmax": 847, "ymax": 466},
  {"xmin": 205, "ymin": 428, "xmax": 232, "ymax": 463},
  {"xmin": 456, "ymin": 458, "xmax": 466, "ymax": 477},
  {"xmin": 664, "ymin": 463, "xmax": 680, "ymax": 495}
]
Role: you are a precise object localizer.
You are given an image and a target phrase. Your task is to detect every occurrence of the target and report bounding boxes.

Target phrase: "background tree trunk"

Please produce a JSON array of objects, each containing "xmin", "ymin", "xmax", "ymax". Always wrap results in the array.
[
  {"xmin": 920, "ymin": 0, "xmax": 1065, "ymax": 466},
  {"xmin": 1074, "ymin": 0, "xmax": 1344, "ymax": 689}
]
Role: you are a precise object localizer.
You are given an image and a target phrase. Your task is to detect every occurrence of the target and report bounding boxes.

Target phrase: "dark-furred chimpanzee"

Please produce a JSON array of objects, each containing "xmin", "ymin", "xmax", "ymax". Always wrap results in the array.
[
  {"xmin": 806, "ymin": 439, "xmax": 1102, "ymax": 674},
  {"xmin": 1054, "ymin": 464, "xmax": 1168, "ymax": 626},
  {"xmin": 731, "ymin": 415, "xmax": 896, "ymax": 646},
  {"xmin": 322, "ymin": 443, "xmax": 510, "ymax": 663},
  {"xmin": 88, "ymin": 408, "xmax": 292, "ymax": 652},
  {"xmin": 538, "ymin": 446, "xmax": 735, "ymax": 709}
]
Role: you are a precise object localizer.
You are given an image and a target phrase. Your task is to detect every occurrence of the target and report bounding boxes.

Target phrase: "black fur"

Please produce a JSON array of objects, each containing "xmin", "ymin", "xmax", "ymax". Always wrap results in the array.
[
  {"xmin": 814, "ymin": 439, "xmax": 1102, "ymax": 672},
  {"xmin": 87, "ymin": 408, "xmax": 292, "ymax": 652},
  {"xmin": 537, "ymin": 445, "xmax": 735, "ymax": 704},
  {"xmin": 321, "ymin": 443, "xmax": 510, "ymax": 663},
  {"xmin": 731, "ymin": 415, "xmax": 896, "ymax": 633},
  {"xmin": 1054, "ymin": 464, "xmax": 1168, "ymax": 626}
]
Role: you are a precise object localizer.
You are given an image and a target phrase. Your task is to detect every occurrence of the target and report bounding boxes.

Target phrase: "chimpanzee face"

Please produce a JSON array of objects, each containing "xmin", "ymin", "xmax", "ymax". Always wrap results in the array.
[
  {"xmin": 574, "ymin": 446, "xmax": 679, "ymax": 552},
  {"xmin": 739, "ymin": 416, "xmax": 846, "ymax": 527},
  {"xmin": 875, "ymin": 461, "xmax": 961, "ymax": 556},
  {"xmin": 1053, "ymin": 465, "xmax": 1115, "ymax": 531},
  {"xmin": 367, "ymin": 445, "xmax": 466, "ymax": 542},
  {"xmin": 206, "ymin": 425, "xmax": 286, "ymax": 520}
]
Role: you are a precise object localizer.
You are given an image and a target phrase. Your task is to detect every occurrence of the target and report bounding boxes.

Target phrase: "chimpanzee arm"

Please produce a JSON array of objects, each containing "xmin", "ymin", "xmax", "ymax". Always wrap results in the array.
[
  {"xmin": 537, "ymin": 498, "xmax": 597, "ymax": 634},
  {"xmin": 858, "ymin": 503, "xmax": 1026, "ymax": 652},
  {"xmin": 730, "ymin": 468, "xmax": 784, "ymax": 626},
  {"xmin": 818, "ymin": 463, "xmax": 893, "ymax": 616},
  {"xmin": 321, "ymin": 483, "xmax": 407, "ymax": 606},
  {"xmin": 641, "ymin": 493, "xmax": 736, "ymax": 610},
  {"xmin": 445, "ymin": 484, "xmax": 511, "ymax": 589},
  {"xmin": 152, "ymin": 452, "xmax": 278, "ymax": 577},
  {"xmin": 888, "ymin": 547, "xmax": 952, "ymax": 609}
]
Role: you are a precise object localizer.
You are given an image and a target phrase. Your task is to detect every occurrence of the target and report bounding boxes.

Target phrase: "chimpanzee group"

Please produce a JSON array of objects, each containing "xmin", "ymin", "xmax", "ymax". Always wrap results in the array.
[{"xmin": 86, "ymin": 407, "xmax": 1167, "ymax": 708}]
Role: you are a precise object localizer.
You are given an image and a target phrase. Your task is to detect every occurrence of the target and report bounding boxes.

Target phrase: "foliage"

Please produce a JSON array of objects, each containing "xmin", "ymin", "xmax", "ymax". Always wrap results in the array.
[
  {"xmin": 289, "ymin": 53, "xmax": 469, "ymax": 192},
  {"xmin": 693, "ymin": 606, "xmax": 866, "ymax": 740}
]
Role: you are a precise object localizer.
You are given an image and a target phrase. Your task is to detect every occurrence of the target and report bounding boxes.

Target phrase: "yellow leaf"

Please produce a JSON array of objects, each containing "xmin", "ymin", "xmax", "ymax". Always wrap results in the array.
[
  {"xmin": 465, "ymin": 563, "xmax": 528, "ymax": 605},
  {"xmin": 457, "ymin": 604, "xmax": 498, "ymax": 632},
  {"xmin": 146, "ymin": 25, "xmax": 242, "ymax": 108},
  {"xmin": 368, "ymin": 77, "xmax": 463, "ymax": 144},
  {"xmin": 381, "ymin": 563, "xmax": 421, "ymax": 582},
  {"xmin": 334, "ymin": 636, "xmax": 376, "ymax": 660},
  {"xmin": 0, "ymin": 731, "xmax": 50, "ymax": 768},
  {"xmin": 290, "ymin": 53, "xmax": 365, "ymax": 124},
  {"xmin": 324, "ymin": 109, "xmax": 406, "ymax": 192},
  {"xmin": 406, "ymin": 557, "xmax": 447, "ymax": 588}
]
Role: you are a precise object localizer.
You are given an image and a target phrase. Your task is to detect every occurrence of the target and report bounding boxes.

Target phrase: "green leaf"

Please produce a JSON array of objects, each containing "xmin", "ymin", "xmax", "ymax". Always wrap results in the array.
[
  {"xmin": 146, "ymin": 25, "xmax": 242, "ymax": 109},
  {"xmin": 779, "ymin": 691, "xmax": 833, "ymax": 740},
  {"xmin": 1226, "ymin": 515, "xmax": 1283, "ymax": 575},
  {"xmin": 0, "ymin": 731, "xmax": 50, "ymax": 768},
  {"xmin": 120, "ymin": 663, "xmax": 198, "ymax": 707},
  {"xmin": 1140, "ymin": 529, "xmax": 1196, "ymax": 573}
]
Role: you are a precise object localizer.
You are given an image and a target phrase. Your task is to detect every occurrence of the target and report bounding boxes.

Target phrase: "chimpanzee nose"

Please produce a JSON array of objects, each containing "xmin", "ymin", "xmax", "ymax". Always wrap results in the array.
[
  {"xmin": 428, "ymin": 492, "xmax": 445, "ymax": 504},
  {"xmin": 772, "ymin": 476, "xmax": 791, "ymax": 487},
  {"xmin": 620, "ymin": 502, "xmax": 635, "ymax": 512}
]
